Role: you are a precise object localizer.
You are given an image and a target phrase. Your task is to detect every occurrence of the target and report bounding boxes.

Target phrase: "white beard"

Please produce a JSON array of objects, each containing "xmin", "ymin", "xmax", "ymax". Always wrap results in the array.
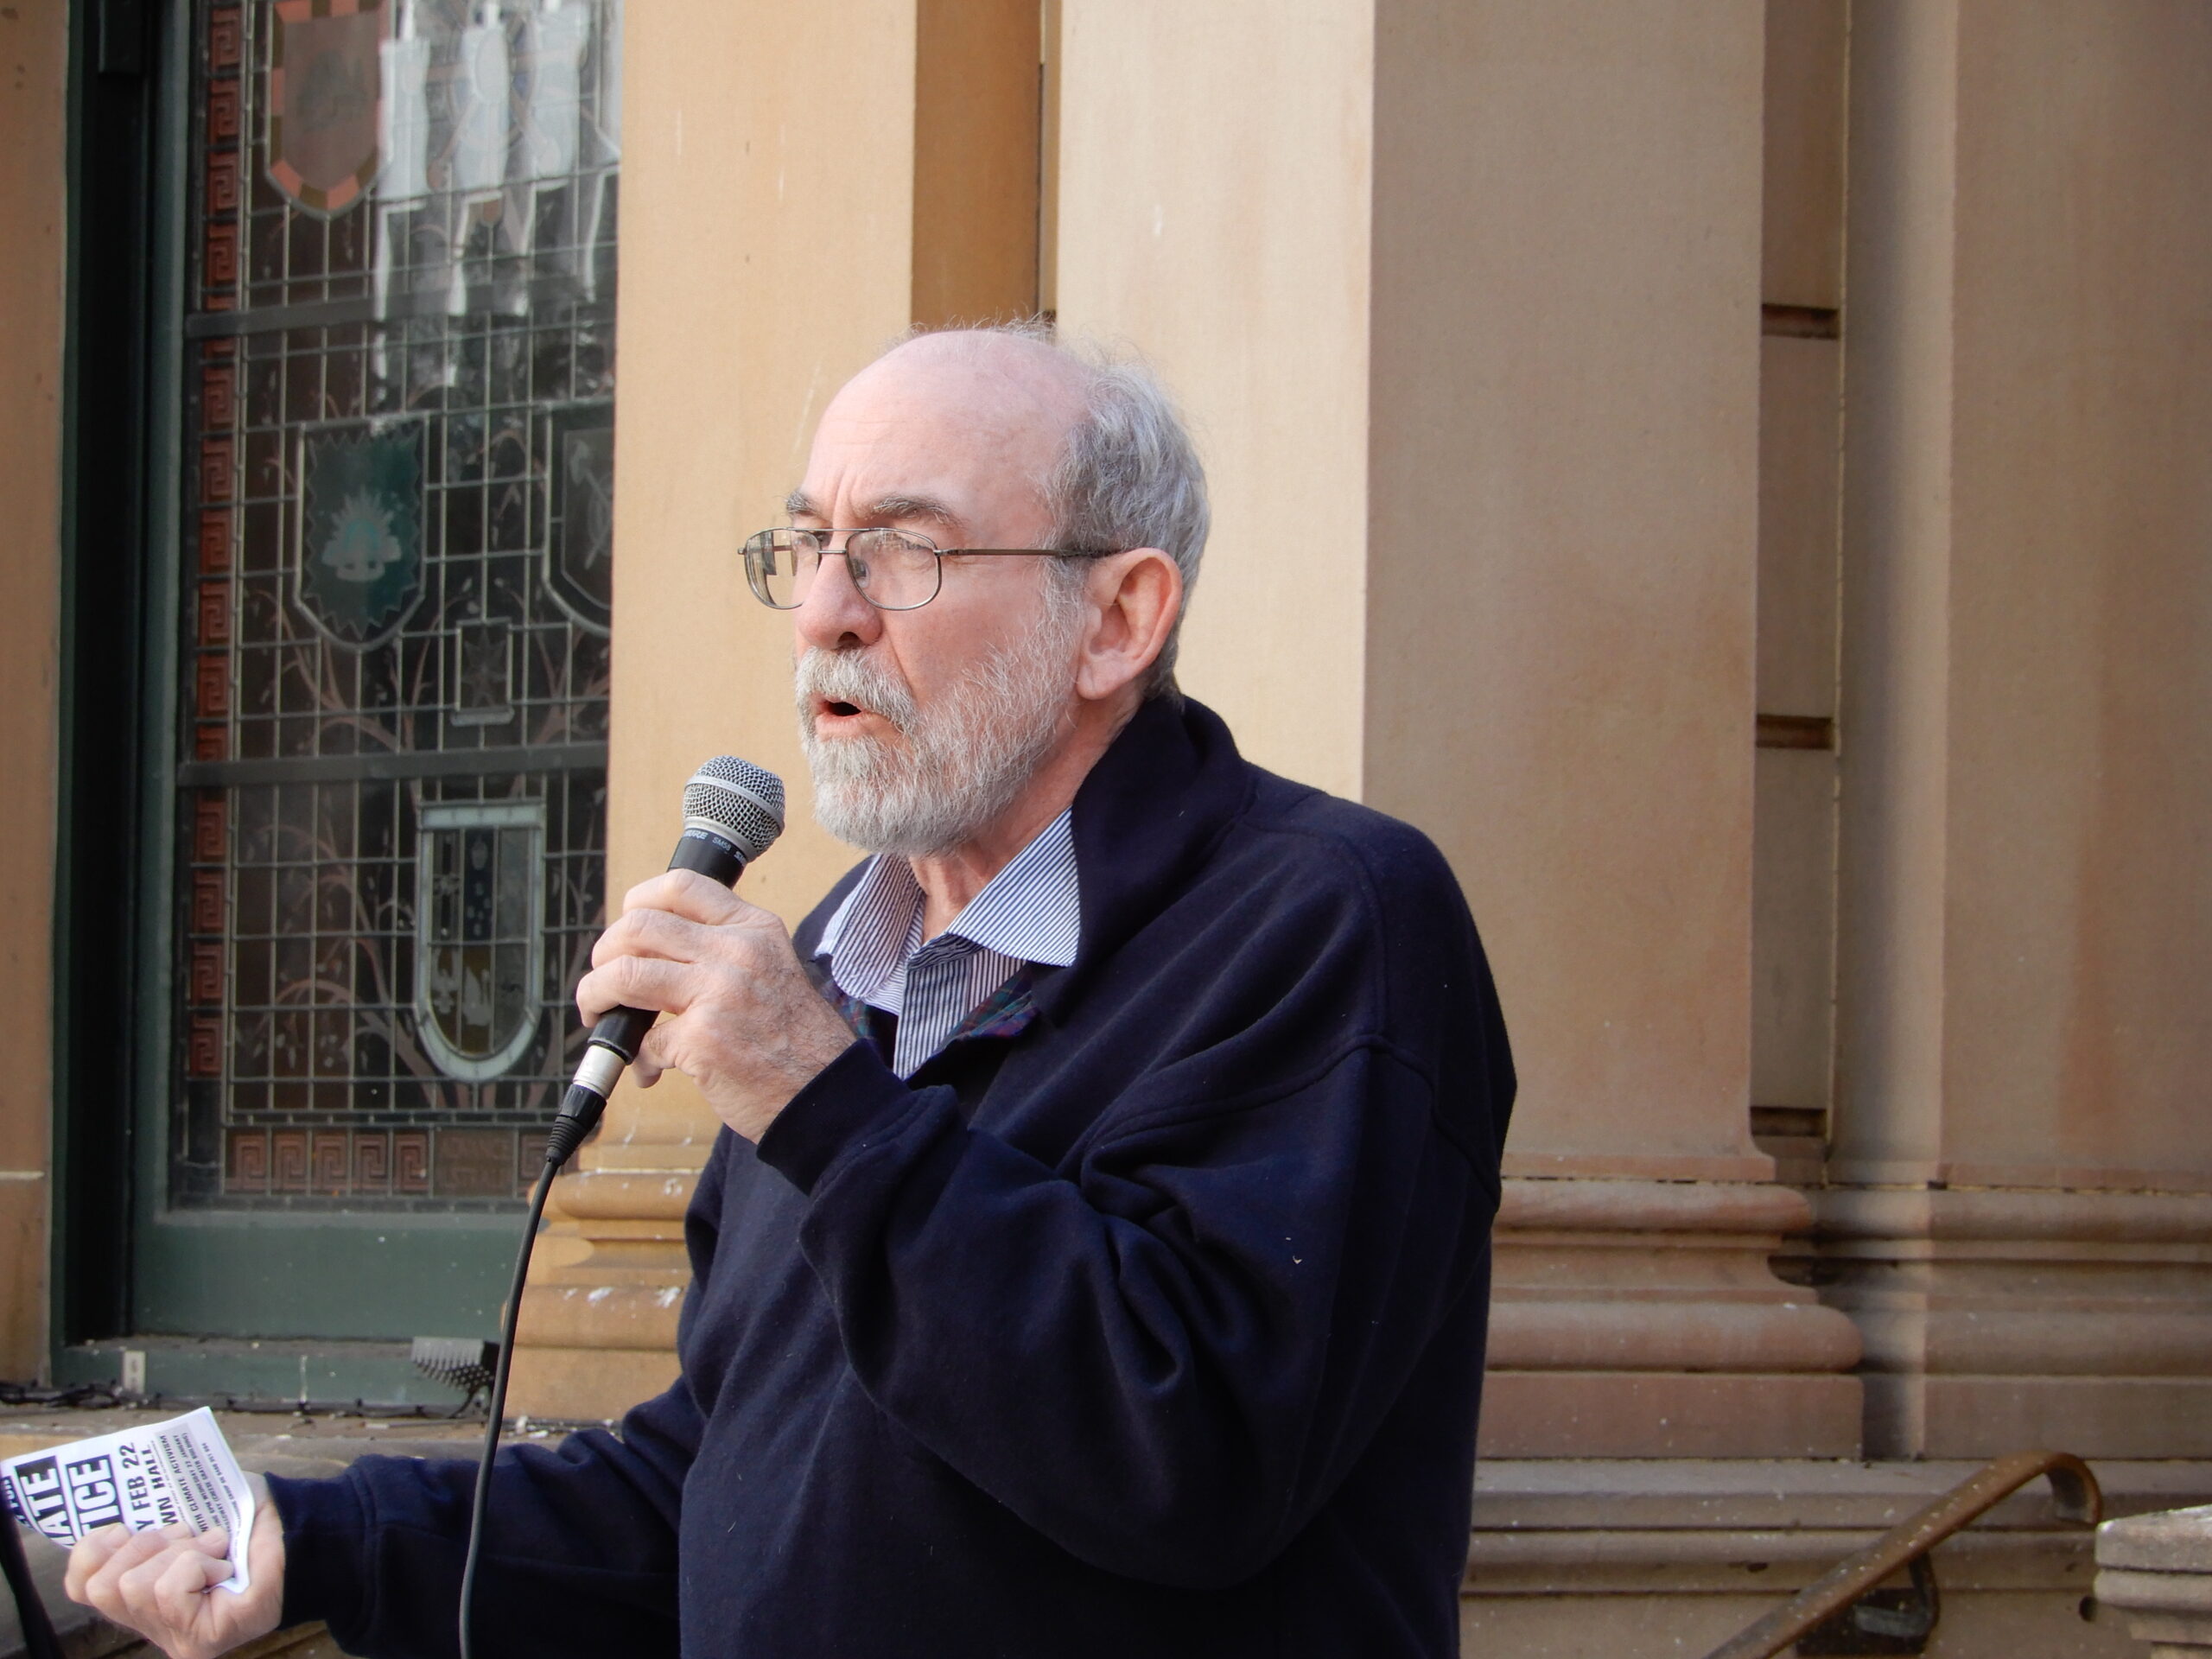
[{"xmin": 794, "ymin": 600, "xmax": 1082, "ymax": 858}]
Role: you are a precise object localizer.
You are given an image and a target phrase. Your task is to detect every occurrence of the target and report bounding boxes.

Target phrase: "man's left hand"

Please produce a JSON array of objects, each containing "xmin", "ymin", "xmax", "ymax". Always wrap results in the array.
[
  {"xmin": 577, "ymin": 870, "xmax": 857, "ymax": 1141},
  {"xmin": 65, "ymin": 1474, "xmax": 284, "ymax": 1659}
]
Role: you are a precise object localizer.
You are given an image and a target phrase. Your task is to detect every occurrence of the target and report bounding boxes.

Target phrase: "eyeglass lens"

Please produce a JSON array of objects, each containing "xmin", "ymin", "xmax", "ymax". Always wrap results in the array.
[{"xmin": 745, "ymin": 529, "xmax": 942, "ymax": 610}]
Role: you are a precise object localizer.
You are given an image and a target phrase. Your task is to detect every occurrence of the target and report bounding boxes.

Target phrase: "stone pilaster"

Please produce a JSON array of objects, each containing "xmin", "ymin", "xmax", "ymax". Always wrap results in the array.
[
  {"xmin": 1812, "ymin": 3, "xmax": 2212, "ymax": 1460},
  {"xmin": 0, "ymin": 0, "xmax": 66, "ymax": 1382},
  {"xmin": 1060, "ymin": 0, "xmax": 1861, "ymax": 1458}
]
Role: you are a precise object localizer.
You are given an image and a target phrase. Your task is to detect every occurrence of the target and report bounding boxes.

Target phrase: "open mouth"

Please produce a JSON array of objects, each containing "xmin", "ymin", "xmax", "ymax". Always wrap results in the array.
[{"xmin": 814, "ymin": 695, "xmax": 884, "ymax": 729}]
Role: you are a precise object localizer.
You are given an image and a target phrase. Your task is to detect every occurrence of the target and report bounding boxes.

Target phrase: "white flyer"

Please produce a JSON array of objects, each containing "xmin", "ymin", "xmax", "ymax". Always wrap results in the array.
[{"xmin": 0, "ymin": 1407, "xmax": 256, "ymax": 1593}]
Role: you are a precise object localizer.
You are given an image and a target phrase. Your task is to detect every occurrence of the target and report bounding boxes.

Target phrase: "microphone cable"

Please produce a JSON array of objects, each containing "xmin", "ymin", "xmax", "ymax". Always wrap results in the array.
[
  {"xmin": 456, "ymin": 1147, "xmax": 561, "ymax": 1659},
  {"xmin": 457, "ymin": 757, "xmax": 783, "ymax": 1659}
]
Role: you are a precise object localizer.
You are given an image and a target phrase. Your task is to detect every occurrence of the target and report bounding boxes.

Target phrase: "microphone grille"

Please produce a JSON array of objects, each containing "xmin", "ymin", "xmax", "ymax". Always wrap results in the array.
[{"xmin": 683, "ymin": 756, "xmax": 785, "ymax": 861}]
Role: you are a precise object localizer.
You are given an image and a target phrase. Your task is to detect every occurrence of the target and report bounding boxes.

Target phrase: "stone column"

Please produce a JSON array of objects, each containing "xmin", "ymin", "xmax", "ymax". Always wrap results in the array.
[
  {"xmin": 509, "ymin": 0, "xmax": 1043, "ymax": 1418},
  {"xmin": 0, "ymin": 0, "xmax": 67, "ymax": 1381},
  {"xmin": 1821, "ymin": 3, "xmax": 2212, "ymax": 1459},
  {"xmin": 1058, "ymin": 0, "xmax": 1861, "ymax": 1456}
]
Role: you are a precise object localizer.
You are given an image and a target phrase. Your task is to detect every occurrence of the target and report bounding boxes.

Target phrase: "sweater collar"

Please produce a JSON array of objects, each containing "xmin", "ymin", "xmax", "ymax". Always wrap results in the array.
[{"xmin": 1028, "ymin": 694, "xmax": 1253, "ymax": 1023}]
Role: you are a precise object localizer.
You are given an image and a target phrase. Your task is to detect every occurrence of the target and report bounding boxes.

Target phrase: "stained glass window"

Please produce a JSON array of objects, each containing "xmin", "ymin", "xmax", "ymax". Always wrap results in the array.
[{"xmin": 174, "ymin": 0, "xmax": 621, "ymax": 1210}]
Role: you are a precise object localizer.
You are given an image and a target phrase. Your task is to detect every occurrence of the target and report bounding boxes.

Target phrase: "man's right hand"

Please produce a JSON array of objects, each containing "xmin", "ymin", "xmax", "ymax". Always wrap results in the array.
[{"xmin": 63, "ymin": 1471, "xmax": 285, "ymax": 1659}]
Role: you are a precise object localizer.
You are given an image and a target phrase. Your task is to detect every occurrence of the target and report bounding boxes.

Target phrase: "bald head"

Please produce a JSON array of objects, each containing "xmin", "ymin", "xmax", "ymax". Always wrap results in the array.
[
  {"xmin": 792, "ymin": 331, "xmax": 1090, "ymax": 547},
  {"xmin": 847, "ymin": 327, "xmax": 1092, "ymax": 438}
]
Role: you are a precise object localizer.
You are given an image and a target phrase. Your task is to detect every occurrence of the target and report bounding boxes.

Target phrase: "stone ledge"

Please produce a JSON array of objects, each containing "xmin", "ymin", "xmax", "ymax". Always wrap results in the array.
[
  {"xmin": 1868, "ymin": 1375, "xmax": 2212, "ymax": 1460},
  {"xmin": 1470, "ymin": 1459, "xmax": 2212, "ymax": 1597},
  {"xmin": 1476, "ymin": 1372, "xmax": 1861, "ymax": 1458},
  {"xmin": 1464, "ymin": 1460, "xmax": 2209, "ymax": 1657},
  {"xmin": 1470, "ymin": 1527, "xmax": 2096, "ymax": 1596},
  {"xmin": 1473, "ymin": 1457, "xmax": 2212, "ymax": 1530},
  {"xmin": 2097, "ymin": 1502, "xmax": 2212, "ymax": 1573},
  {"xmin": 2096, "ymin": 1564, "xmax": 2212, "ymax": 1611},
  {"xmin": 2095, "ymin": 1501, "xmax": 2212, "ymax": 1652}
]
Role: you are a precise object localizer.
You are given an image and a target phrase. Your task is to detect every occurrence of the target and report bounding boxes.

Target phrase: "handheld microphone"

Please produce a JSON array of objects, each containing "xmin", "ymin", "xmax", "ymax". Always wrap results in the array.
[{"xmin": 543, "ymin": 755, "xmax": 785, "ymax": 1167}]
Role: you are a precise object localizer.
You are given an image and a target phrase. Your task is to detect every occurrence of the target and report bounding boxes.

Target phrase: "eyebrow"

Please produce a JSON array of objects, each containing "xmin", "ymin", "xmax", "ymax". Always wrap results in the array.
[
  {"xmin": 865, "ymin": 493, "xmax": 962, "ymax": 532},
  {"xmin": 782, "ymin": 489, "xmax": 965, "ymax": 537}
]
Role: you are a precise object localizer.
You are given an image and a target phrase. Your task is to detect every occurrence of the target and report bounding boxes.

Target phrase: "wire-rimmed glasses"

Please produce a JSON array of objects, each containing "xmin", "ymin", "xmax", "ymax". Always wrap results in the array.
[{"xmin": 742, "ymin": 527, "xmax": 1115, "ymax": 612}]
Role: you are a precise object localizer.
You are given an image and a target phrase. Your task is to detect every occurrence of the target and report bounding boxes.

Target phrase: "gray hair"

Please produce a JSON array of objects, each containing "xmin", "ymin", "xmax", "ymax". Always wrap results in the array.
[
  {"xmin": 1045, "ymin": 347, "xmax": 1209, "ymax": 697},
  {"xmin": 898, "ymin": 321, "xmax": 1211, "ymax": 699}
]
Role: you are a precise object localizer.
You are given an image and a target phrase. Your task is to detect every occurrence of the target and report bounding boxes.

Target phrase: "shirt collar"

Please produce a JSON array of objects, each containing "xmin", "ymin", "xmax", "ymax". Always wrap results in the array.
[
  {"xmin": 816, "ymin": 855, "xmax": 922, "ymax": 1007},
  {"xmin": 817, "ymin": 809, "xmax": 1081, "ymax": 993}
]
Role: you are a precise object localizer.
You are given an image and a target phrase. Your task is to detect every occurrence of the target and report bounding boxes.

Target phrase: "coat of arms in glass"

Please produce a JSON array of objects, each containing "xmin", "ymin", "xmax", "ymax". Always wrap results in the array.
[{"xmin": 141, "ymin": 0, "xmax": 626, "ymax": 1342}]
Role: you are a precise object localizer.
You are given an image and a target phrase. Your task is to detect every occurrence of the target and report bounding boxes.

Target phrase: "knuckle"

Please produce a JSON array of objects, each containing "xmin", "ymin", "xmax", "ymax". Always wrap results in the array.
[
  {"xmin": 595, "ymin": 910, "xmax": 650, "ymax": 955},
  {"xmin": 745, "ymin": 905, "xmax": 791, "ymax": 941}
]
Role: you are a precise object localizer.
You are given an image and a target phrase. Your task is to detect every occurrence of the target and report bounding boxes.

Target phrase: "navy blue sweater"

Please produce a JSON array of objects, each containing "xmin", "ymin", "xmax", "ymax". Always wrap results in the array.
[{"xmin": 269, "ymin": 696, "xmax": 1514, "ymax": 1657}]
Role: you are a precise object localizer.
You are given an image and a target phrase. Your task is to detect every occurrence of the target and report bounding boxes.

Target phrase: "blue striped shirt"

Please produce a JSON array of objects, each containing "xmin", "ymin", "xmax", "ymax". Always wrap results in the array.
[{"xmin": 816, "ymin": 810, "xmax": 1081, "ymax": 1078}]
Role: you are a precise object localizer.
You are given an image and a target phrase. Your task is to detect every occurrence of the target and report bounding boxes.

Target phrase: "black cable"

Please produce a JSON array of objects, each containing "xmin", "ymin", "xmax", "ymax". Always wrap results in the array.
[
  {"xmin": 457, "ymin": 1150, "xmax": 563, "ymax": 1659},
  {"xmin": 0, "ymin": 1505, "xmax": 62, "ymax": 1659}
]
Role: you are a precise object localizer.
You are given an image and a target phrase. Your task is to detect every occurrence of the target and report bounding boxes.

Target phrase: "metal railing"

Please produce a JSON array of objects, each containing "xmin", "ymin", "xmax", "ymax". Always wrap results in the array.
[{"xmin": 1701, "ymin": 1449, "xmax": 2102, "ymax": 1659}]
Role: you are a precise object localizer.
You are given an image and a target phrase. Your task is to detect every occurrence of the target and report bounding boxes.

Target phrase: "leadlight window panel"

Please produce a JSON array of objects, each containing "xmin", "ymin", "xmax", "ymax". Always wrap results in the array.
[{"xmin": 175, "ymin": 0, "xmax": 620, "ymax": 1211}]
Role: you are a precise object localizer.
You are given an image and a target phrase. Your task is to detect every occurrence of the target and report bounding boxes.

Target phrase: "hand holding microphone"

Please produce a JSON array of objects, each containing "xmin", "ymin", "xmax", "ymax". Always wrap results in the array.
[
  {"xmin": 558, "ymin": 755, "xmax": 860, "ymax": 1156},
  {"xmin": 547, "ymin": 756, "xmax": 786, "ymax": 1165}
]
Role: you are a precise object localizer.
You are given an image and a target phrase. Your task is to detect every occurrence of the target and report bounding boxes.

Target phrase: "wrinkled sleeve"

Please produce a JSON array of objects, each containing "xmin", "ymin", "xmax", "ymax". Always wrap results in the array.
[
  {"xmin": 754, "ymin": 840, "xmax": 1506, "ymax": 1589},
  {"xmin": 265, "ymin": 1145, "xmax": 734, "ymax": 1659}
]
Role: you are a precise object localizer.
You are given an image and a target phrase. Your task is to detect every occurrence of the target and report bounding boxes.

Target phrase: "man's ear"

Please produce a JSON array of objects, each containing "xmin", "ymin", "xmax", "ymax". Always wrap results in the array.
[{"xmin": 1075, "ymin": 549, "xmax": 1182, "ymax": 703}]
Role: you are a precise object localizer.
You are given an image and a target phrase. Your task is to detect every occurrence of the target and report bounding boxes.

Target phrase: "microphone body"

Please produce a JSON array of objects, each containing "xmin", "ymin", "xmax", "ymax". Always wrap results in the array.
[{"xmin": 545, "ymin": 759, "xmax": 785, "ymax": 1166}]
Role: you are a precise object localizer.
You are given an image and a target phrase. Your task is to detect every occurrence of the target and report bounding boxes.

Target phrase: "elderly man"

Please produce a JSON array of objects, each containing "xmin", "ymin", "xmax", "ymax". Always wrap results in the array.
[{"xmin": 68, "ymin": 327, "xmax": 1513, "ymax": 1658}]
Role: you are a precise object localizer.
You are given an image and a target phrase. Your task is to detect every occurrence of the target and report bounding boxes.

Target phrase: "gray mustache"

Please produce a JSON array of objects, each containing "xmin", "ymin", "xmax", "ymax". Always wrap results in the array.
[{"xmin": 795, "ymin": 648, "xmax": 918, "ymax": 731}]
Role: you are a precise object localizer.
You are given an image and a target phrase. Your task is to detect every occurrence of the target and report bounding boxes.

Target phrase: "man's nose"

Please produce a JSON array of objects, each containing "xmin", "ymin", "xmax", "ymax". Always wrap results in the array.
[{"xmin": 791, "ymin": 550, "xmax": 881, "ymax": 653}]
